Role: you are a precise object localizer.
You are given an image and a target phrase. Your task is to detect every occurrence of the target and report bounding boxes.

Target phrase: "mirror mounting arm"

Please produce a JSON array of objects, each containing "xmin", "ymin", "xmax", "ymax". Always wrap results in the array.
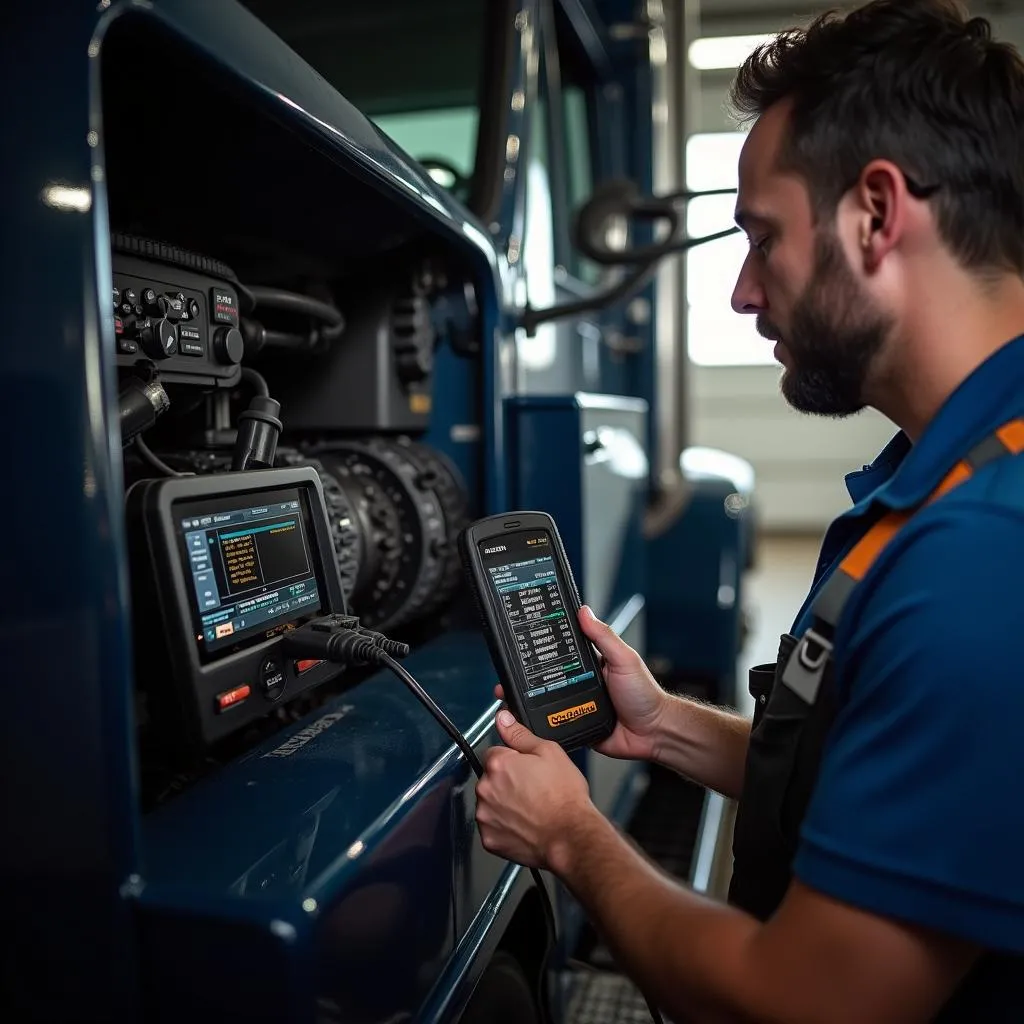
[{"xmin": 519, "ymin": 223, "xmax": 739, "ymax": 336}]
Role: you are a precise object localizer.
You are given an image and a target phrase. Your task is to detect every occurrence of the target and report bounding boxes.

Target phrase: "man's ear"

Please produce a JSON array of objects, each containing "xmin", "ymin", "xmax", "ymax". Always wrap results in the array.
[{"xmin": 855, "ymin": 160, "xmax": 908, "ymax": 269}]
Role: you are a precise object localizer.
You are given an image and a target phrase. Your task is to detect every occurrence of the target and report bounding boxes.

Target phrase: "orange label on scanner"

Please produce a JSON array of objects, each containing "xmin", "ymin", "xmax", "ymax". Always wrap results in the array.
[{"xmin": 547, "ymin": 701, "xmax": 598, "ymax": 729}]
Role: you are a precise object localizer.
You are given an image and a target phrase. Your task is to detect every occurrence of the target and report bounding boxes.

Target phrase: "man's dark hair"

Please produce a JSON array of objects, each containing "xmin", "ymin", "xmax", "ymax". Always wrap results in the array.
[{"xmin": 731, "ymin": 0, "xmax": 1024, "ymax": 275}]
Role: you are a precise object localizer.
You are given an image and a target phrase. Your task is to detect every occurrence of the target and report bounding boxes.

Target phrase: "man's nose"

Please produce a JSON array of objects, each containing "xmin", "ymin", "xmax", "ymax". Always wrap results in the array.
[{"xmin": 731, "ymin": 253, "xmax": 767, "ymax": 315}]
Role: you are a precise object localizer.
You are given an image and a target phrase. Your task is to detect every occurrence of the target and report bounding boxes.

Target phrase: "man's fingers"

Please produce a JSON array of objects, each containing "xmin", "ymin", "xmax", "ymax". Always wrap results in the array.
[
  {"xmin": 495, "ymin": 709, "xmax": 545, "ymax": 753},
  {"xmin": 577, "ymin": 605, "xmax": 641, "ymax": 670}
]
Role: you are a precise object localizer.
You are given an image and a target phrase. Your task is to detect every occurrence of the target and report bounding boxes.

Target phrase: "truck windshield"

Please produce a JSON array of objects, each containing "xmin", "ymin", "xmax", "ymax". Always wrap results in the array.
[{"xmin": 238, "ymin": 0, "xmax": 488, "ymax": 206}]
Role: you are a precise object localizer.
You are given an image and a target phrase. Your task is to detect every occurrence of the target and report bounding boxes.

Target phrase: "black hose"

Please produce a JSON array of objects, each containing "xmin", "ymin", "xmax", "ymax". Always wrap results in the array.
[
  {"xmin": 248, "ymin": 286, "xmax": 344, "ymax": 339},
  {"xmin": 263, "ymin": 329, "xmax": 316, "ymax": 350}
]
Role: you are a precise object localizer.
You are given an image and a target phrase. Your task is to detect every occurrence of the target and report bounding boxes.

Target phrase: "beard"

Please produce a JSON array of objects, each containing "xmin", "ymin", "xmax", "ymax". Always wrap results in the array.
[{"xmin": 757, "ymin": 229, "xmax": 892, "ymax": 417}]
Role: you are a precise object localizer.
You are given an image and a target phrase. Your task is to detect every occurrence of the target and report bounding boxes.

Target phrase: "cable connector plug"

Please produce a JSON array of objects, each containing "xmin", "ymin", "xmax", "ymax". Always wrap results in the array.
[
  {"xmin": 282, "ymin": 614, "xmax": 409, "ymax": 666},
  {"xmin": 354, "ymin": 625, "xmax": 410, "ymax": 660}
]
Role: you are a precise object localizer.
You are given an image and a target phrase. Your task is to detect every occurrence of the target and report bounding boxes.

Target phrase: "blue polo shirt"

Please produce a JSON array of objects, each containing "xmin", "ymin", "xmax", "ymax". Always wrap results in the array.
[{"xmin": 789, "ymin": 334, "xmax": 1024, "ymax": 1012}]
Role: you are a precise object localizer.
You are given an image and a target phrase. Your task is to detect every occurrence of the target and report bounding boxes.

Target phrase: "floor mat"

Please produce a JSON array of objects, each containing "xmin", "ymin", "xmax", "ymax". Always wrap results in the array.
[{"xmin": 565, "ymin": 971, "xmax": 661, "ymax": 1024}]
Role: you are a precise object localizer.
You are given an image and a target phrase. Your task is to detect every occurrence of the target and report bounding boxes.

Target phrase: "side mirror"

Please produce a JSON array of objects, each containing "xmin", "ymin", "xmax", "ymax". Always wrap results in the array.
[{"xmin": 521, "ymin": 179, "xmax": 739, "ymax": 335}]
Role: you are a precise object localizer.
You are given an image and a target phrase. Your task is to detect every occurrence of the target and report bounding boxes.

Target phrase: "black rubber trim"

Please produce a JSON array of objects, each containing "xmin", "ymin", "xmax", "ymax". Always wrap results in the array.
[{"xmin": 111, "ymin": 232, "xmax": 239, "ymax": 283}]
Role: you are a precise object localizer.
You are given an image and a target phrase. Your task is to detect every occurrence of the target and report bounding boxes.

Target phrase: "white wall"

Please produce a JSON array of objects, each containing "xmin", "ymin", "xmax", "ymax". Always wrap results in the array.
[
  {"xmin": 690, "ymin": 367, "xmax": 896, "ymax": 530},
  {"xmin": 686, "ymin": 5, "xmax": 1024, "ymax": 533}
]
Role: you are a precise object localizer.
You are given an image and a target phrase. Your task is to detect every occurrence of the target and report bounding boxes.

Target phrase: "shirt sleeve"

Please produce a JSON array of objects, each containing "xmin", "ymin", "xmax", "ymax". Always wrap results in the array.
[{"xmin": 793, "ymin": 501, "xmax": 1024, "ymax": 952}]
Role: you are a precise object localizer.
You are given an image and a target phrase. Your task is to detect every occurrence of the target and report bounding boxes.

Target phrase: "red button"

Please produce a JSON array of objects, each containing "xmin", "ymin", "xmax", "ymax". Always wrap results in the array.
[
  {"xmin": 216, "ymin": 684, "xmax": 251, "ymax": 711},
  {"xmin": 295, "ymin": 659, "xmax": 323, "ymax": 674}
]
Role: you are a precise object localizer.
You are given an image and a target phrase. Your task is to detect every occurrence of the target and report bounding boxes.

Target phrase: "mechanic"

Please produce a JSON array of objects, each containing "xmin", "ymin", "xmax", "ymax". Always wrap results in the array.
[{"xmin": 475, "ymin": 2, "xmax": 1024, "ymax": 1021}]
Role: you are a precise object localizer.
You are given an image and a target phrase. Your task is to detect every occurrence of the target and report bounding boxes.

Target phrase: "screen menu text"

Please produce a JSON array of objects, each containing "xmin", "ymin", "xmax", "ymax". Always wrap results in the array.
[{"xmin": 482, "ymin": 532, "xmax": 595, "ymax": 701}]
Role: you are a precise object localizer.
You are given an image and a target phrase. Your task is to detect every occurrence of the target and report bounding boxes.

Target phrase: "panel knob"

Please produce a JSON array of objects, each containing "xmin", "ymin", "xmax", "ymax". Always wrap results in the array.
[
  {"xmin": 213, "ymin": 326, "xmax": 244, "ymax": 365},
  {"xmin": 134, "ymin": 317, "xmax": 177, "ymax": 359}
]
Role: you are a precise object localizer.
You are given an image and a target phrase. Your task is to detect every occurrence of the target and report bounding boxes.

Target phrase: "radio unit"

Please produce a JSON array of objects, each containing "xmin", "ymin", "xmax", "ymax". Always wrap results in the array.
[
  {"xmin": 112, "ymin": 234, "xmax": 245, "ymax": 389},
  {"xmin": 126, "ymin": 467, "xmax": 347, "ymax": 748}
]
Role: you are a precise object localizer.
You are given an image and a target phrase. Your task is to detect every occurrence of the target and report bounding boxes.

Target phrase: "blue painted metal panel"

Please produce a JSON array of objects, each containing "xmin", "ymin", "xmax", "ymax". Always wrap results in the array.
[
  {"xmin": 424, "ymin": 337, "xmax": 484, "ymax": 520},
  {"xmin": 557, "ymin": 0, "xmax": 613, "ymax": 79},
  {"xmin": 138, "ymin": 631, "xmax": 518, "ymax": 1022},
  {"xmin": 416, "ymin": 864, "xmax": 538, "ymax": 1024},
  {"xmin": 1, "ymin": 8, "xmax": 141, "ymax": 1020}
]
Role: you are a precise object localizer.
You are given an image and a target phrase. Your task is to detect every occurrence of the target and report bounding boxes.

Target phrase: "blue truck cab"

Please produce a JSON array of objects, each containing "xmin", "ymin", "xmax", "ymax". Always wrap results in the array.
[{"xmin": 2, "ymin": 2, "xmax": 753, "ymax": 1021}]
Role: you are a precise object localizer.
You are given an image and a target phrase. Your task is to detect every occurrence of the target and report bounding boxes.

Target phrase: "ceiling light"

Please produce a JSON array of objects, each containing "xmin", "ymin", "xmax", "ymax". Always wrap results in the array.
[
  {"xmin": 688, "ymin": 34, "xmax": 775, "ymax": 71},
  {"xmin": 41, "ymin": 184, "xmax": 92, "ymax": 213}
]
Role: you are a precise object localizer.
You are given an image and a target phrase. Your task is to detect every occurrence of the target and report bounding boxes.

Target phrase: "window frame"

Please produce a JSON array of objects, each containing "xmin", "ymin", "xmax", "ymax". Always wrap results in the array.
[
  {"xmin": 537, "ymin": 0, "xmax": 608, "ymax": 288},
  {"xmin": 468, "ymin": 0, "xmax": 521, "ymax": 221}
]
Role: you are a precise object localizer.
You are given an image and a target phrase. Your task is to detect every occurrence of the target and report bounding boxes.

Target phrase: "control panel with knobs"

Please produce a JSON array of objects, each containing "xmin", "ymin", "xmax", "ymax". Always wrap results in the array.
[{"xmin": 112, "ymin": 245, "xmax": 245, "ymax": 389}]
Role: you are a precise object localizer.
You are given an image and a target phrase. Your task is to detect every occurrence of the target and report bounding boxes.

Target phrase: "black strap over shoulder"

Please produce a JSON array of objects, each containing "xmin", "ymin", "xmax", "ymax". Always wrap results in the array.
[{"xmin": 749, "ymin": 634, "xmax": 797, "ymax": 730}]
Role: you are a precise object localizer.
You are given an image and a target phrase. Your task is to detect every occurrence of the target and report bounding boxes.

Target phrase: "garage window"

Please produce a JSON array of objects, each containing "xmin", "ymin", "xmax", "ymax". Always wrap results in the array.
[{"xmin": 686, "ymin": 131, "xmax": 775, "ymax": 367}]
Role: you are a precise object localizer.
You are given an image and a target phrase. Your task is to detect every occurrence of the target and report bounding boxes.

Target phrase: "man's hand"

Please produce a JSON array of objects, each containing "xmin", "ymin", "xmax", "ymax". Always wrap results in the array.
[
  {"xmin": 491, "ymin": 605, "xmax": 669, "ymax": 763},
  {"xmin": 475, "ymin": 709, "xmax": 598, "ymax": 870}
]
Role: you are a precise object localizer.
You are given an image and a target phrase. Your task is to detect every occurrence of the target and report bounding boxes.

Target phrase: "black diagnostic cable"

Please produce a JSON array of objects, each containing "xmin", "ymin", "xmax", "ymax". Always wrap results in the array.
[
  {"xmin": 282, "ymin": 616, "xmax": 664, "ymax": 1024},
  {"xmin": 134, "ymin": 434, "xmax": 190, "ymax": 478}
]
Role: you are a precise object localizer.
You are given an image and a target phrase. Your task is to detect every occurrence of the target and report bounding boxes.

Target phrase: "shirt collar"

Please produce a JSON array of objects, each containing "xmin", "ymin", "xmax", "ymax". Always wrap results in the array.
[
  {"xmin": 844, "ymin": 431, "xmax": 911, "ymax": 506},
  {"xmin": 845, "ymin": 333, "xmax": 1024, "ymax": 512}
]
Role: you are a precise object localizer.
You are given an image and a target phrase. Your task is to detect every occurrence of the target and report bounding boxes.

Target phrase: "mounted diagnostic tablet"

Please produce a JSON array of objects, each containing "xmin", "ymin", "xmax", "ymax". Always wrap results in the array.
[
  {"xmin": 459, "ymin": 511, "xmax": 616, "ymax": 750},
  {"xmin": 125, "ymin": 467, "xmax": 346, "ymax": 748}
]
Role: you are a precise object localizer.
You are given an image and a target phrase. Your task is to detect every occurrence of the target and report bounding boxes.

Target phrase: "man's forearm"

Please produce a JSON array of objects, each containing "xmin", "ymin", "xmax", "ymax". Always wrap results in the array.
[
  {"xmin": 546, "ymin": 807, "xmax": 975, "ymax": 1024},
  {"xmin": 550, "ymin": 809, "xmax": 760, "ymax": 1023},
  {"xmin": 653, "ymin": 694, "xmax": 751, "ymax": 800}
]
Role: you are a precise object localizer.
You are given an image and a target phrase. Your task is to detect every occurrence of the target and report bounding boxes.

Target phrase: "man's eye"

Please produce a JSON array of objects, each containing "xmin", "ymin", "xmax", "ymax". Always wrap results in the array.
[{"xmin": 750, "ymin": 236, "xmax": 772, "ymax": 257}]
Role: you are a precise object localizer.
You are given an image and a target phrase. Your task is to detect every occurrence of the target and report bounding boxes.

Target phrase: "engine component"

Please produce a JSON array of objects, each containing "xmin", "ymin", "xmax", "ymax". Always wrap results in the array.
[
  {"xmin": 308, "ymin": 438, "xmax": 467, "ymax": 631},
  {"xmin": 275, "ymin": 449, "xmax": 362, "ymax": 606},
  {"xmin": 112, "ymin": 233, "xmax": 246, "ymax": 388},
  {"xmin": 267, "ymin": 285, "xmax": 432, "ymax": 432},
  {"xmin": 391, "ymin": 290, "xmax": 434, "ymax": 386}
]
